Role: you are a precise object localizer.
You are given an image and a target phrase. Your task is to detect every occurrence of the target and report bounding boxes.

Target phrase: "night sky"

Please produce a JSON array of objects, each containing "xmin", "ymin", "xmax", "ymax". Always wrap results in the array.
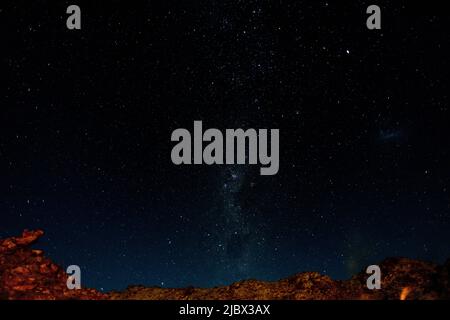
[{"xmin": 1, "ymin": 1, "xmax": 449, "ymax": 292}]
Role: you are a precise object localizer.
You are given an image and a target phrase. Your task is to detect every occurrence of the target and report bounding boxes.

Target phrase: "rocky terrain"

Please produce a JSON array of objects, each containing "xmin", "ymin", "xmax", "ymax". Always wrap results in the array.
[
  {"xmin": 0, "ymin": 230, "xmax": 105, "ymax": 300},
  {"xmin": 1, "ymin": 230, "xmax": 449, "ymax": 300},
  {"xmin": 111, "ymin": 257, "xmax": 450, "ymax": 300}
]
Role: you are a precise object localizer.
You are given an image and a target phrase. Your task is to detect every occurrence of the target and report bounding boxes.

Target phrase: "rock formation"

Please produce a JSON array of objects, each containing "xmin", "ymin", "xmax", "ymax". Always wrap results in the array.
[
  {"xmin": 1, "ymin": 230, "xmax": 449, "ymax": 300},
  {"xmin": 0, "ymin": 230, "xmax": 105, "ymax": 300},
  {"xmin": 110, "ymin": 257, "xmax": 450, "ymax": 300}
]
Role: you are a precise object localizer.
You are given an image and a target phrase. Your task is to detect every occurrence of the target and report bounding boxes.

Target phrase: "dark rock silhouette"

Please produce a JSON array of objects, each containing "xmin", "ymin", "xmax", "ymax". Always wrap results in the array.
[{"xmin": 1, "ymin": 230, "xmax": 449, "ymax": 300}]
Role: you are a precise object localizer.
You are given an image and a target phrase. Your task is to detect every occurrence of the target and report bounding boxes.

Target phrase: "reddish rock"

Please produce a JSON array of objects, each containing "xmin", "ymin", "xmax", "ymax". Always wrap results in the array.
[
  {"xmin": 0, "ymin": 230, "xmax": 106, "ymax": 300},
  {"xmin": 110, "ymin": 258, "xmax": 450, "ymax": 300},
  {"xmin": 1, "ymin": 230, "xmax": 449, "ymax": 300}
]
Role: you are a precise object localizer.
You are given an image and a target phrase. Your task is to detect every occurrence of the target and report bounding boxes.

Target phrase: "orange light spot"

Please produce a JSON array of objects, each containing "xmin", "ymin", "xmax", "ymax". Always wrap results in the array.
[{"xmin": 400, "ymin": 287, "xmax": 412, "ymax": 300}]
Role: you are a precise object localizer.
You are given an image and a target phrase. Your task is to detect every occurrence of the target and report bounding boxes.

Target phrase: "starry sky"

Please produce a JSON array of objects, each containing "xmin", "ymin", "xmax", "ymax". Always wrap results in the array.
[{"xmin": 1, "ymin": 1, "xmax": 449, "ymax": 291}]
